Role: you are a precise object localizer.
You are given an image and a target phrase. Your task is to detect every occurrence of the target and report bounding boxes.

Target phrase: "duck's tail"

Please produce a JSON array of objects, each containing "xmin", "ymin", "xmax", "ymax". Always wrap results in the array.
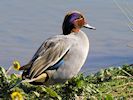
[
  {"xmin": 19, "ymin": 62, "xmax": 32, "ymax": 70},
  {"xmin": 8, "ymin": 78, "xmax": 39, "ymax": 90},
  {"xmin": 9, "ymin": 73, "xmax": 48, "ymax": 89}
]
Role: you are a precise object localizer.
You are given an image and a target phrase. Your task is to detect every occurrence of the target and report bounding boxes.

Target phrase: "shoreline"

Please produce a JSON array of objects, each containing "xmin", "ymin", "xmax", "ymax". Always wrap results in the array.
[{"xmin": 0, "ymin": 64, "xmax": 133, "ymax": 99}]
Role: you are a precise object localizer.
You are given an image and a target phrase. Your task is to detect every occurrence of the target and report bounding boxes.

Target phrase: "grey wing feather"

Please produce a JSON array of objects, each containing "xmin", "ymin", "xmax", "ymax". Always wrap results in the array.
[{"xmin": 29, "ymin": 36, "xmax": 71, "ymax": 78}]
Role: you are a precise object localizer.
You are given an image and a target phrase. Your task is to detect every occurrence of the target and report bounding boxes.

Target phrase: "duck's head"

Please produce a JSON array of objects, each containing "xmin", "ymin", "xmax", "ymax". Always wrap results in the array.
[{"xmin": 62, "ymin": 11, "xmax": 96, "ymax": 35}]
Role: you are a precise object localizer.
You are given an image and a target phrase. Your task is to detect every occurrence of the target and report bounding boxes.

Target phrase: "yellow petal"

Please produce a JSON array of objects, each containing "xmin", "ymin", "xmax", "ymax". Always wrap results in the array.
[
  {"xmin": 11, "ymin": 91, "xmax": 23, "ymax": 100},
  {"xmin": 13, "ymin": 60, "xmax": 21, "ymax": 71}
]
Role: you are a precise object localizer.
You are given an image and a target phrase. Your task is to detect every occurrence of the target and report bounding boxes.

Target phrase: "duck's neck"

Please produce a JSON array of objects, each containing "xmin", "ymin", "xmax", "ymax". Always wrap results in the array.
[
  {"xmin": 74, "ymin": 30, "xmax": 88, "ymax": 40},
  {"xmin": 71, "ymin": 28, "xmax": 80, "ymax": 33}
]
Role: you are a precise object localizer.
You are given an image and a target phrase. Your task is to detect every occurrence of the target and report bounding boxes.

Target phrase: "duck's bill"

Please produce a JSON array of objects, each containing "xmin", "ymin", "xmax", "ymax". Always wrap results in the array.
[{"xmin": 83, "ymin": 24, "xmax": 96, "ymax": 30}]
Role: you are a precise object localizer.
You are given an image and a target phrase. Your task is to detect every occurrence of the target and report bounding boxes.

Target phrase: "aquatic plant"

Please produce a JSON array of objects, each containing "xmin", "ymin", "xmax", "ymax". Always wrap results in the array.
[{"xmin": 0, "ymin": 65, "xmax": 133, "ymax": 99}]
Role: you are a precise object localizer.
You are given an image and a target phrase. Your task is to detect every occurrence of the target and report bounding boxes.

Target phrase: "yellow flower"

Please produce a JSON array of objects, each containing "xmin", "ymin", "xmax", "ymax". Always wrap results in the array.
[
  {"xmin": 13, "ymin": 60, "xmax": 21, "ymax": 71},
  {"xmin": 11, "ymin": 91, "xmax": 23, "ymax": 100}
]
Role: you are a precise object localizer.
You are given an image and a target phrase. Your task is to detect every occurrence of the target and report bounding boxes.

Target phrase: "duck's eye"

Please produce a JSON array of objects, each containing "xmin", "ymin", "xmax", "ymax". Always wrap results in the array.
[{"xmin": 76, "ymin": 17, "xmax": 81, "ymax": 20}]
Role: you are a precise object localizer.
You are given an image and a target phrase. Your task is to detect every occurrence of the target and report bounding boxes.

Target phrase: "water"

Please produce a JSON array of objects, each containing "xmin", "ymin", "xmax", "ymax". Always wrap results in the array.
[{"xmin": 0, "ymin": 0, "xmax": 133, "ymax": 74}]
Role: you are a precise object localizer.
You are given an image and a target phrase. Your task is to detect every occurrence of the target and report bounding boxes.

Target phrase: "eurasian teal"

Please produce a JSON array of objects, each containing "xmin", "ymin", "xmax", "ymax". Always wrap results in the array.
[{"xmin": 19, "ymin": 11, "xmax": 96, "ymax": 85}]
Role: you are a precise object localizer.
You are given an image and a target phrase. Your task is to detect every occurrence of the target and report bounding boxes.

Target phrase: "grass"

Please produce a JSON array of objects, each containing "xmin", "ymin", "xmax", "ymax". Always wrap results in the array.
[{"xmin": 0, "ymin": 65, "xmax": 133, "ymax": 100}]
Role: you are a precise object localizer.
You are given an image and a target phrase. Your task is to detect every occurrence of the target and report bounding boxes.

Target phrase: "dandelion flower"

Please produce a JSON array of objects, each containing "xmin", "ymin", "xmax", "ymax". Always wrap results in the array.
[
  {"xmin": 11, "ymin": 91, "xmax": 23, "ymax": 100},
  {"xmin": 13, "ymin": 60, "xmax": 21, "ymax": 71}
]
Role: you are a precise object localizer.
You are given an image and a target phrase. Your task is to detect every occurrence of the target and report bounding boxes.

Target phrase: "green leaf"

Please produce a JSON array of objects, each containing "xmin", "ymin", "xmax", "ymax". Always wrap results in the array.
[
  {"xmin": 76, "ymin": 80, "xmax": 84, "ymax": 88},
  {"xmin": 104, "ymin": 94, "xmax": 113, "ymax": 100},
  {"xmin": 10, "ymin": 74, "xmax": 17, "ymax": 79},
  {"xmin": 45, "ymin": 87, "xmax": 62, "ymax": 100},
  {"xmin": 0, "ymin": 66, "xmax": 7, "ymax": 77},
  {"xmin": 32, "ymin": 91, "xmax": 40, "ymax": 97}
]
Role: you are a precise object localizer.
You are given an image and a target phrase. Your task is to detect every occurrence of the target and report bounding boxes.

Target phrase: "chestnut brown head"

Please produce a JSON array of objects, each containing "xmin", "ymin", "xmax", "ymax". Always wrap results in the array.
[{"xmin": 62, "ymin": 11, "xmax": 95, "ymax": 35}]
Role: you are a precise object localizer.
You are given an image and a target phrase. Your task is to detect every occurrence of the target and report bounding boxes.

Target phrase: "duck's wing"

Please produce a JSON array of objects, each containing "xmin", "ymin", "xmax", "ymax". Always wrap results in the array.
[{"xmin": 26, "ymin": 36, "xmax": 71, "ymax": 78}]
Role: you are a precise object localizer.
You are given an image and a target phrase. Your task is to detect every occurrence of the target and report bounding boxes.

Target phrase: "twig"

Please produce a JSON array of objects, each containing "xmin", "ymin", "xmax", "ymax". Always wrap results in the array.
[
  {"xmin": 125, "ymin": 0, "xmax": 133, "ymax": 16},
  {"xmin": 112, "ymin": 75, "xmax": 128, "ymax": 80},
  {"xmin": 6, "ymin": 66, "xmax": 12, "ymax": 74},
  {"xmin": 114, "ymin": 82, "xmax": 133, "ymax": 88},
  {"xmin": 113, "ymin": 0, "xmax": 133, "ymax": 32},
  {"xmin": 128, "ymin": 24, "xmax": 133, "ymax": 32},
  {"xmin": 120, "ymin": 67, "xmax": 133, "ymax": 78},
  {"xmin": 127, "ymin": 42, "xmax": 133, "ymax": 48},
  {"xmin": 107, "ymin": 82, "xmax": 133, "ymax": 94}
]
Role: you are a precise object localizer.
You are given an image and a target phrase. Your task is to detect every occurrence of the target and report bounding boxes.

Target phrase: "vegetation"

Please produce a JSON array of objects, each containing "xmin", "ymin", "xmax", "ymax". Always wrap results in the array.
[{"xmin": 0, "ymin": 65, "xmax": 133, "ymax": 100}]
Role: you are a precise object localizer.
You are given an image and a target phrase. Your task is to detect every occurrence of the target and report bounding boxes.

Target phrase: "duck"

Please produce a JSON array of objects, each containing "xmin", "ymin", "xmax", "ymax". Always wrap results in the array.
[{"xmin": 19, "ymin": 11, "xmax": 96, "ymax": 85}]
